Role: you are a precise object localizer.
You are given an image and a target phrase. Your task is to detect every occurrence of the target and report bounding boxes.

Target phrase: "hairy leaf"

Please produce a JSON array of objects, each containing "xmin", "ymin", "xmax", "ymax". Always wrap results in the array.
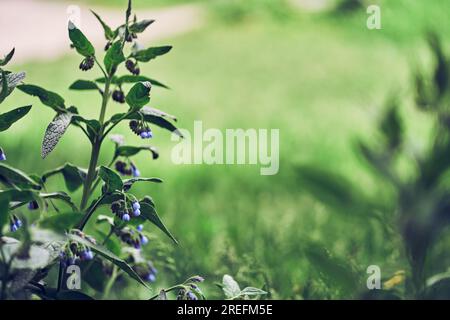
[
  {"xmin": 41, "ymin": 113, "xmax": 72, "ymax": 158},
  {"xmin": 123, "ymin": 177, "xmax": 162, "ymax": 191},
  {"xmin": 0, "ymin": 71, "xmax": 26, "ymax": 103}
]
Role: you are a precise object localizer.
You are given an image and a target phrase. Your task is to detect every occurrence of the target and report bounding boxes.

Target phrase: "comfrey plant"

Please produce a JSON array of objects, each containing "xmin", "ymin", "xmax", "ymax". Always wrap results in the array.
[
  {"xmin": 298, "ymin": 33, "xmax": 450, "ymax": 299},
  {"xmin": 0, "ymin": 0, "xmax": 205, "ymax": 300}
]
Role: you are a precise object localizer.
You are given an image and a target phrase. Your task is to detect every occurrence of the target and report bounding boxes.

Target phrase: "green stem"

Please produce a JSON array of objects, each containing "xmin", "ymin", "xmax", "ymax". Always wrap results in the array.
[
  {"xmin": 79, "ymin": 76, "xmax": 111, "ymax": 217},
  {"xmin": 102, "ymin": 266, "xmax": 118, "ymax": 300}
]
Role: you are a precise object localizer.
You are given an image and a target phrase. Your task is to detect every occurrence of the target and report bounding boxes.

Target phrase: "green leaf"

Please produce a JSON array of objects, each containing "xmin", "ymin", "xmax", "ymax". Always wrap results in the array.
[
  {"xmin": 140, "ymin": 202, "xmax": 177, "ymax": 244},
  {"xmin": 96, "ymin": 75, "xmax": 169, "ymax": 89},
  {"xmin": 0, "ymin": 192, "xmax": 10, "ymax": 235},
  {"xmin": 0, "ymin": 164, "xmax": 41, "ymax": 190},
  {"xmin": 110, "ymin": 109, "xmax": 183, "ymax": 138},
  {"xmin": 69, "ymin": 80, "xmax": 99, "ymax": 91},
  {"xmin": 68, "ymin": 21, "xmax": 95, "ymax": 57},
  {"xmin": 17, "ymin": 84, "xmax": 65, "ymax": 112},
  {"xmin": 91, "ymin": 10, "xmax": 114, "ymax": 40},
  {"xmin": 126, "ymin": 0, "xmax": 132, "ymax": 23},
  {"xmin": 42, "ymin": 163, "xmax": 86, "ymax": 192},
  {"xmin": 67, "ymin": 233, "xmax": 150, "ymax": 290},
  {"xmin": 0, "ymin": 105, "xmax": 32, "ymax": 131},
  {"xmin": 0, "ymin": 190, "xmax": 37, "ymax": 203},
  {"xmin": 222, "ymin": 275, "xmax": 241, "ymax": 299},
  {"xmin": 41, "ymin": 113, "xmax": 73, "ymax": 159},
  {"xmin": 125, "ymin": 81, "xmax": 151, "ymax": 111},
  {"xmin": 40, "ymin": 192, "xmax": 78, "ymax": 211},
  {"xmin": 118, "ymin": 75, "xmax": 168, "ymax": 89},
  {"xmin": 0, "ymin": 48, "xmax": 15, "ymax": 66},
  {"xmin": 99, "ymin": 166, "xmax": 123, "ymax": 192},
  {"xmin": 129, "ymin": 19, "xmax": 154, "ymax": 33},
  {"xmin": 115, "ymin": 145, "xmax": 159, "ymax": 160},
  {"xmin": 104, "ymin": 41, "xmax": 125, "ymax": 74},
  {"xmin": 39, "ymin": 212, "xmax": 81, "ymax": 233},
  {"xmin": 123, "ymin": 177, "xmax": 162, "ymax": 191},
  {"xmin": 132, "ymin": 46, "xmax": 172, "ymax": 63}
]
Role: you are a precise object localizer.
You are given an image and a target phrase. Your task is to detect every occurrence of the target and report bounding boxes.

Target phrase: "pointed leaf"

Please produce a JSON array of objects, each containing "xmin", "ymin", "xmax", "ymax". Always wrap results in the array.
[
  {"xmin": 91, "ymin": 10, "xmax": 114, "ymax": 40},
  {"xmin": 42, "ymin": 163, "xmax": 86, "ymax": 192},
  {"xmin": 0, "ymin": 48, "xmax": 15, "ymax": 66},
  {"xmin": 132, "ymin": 46, "xmax": 172, "ymax": 63},
  {"xmin": 0, "ymin": 105, "xmax": 32, "ymax": 131},
  {"xmin": 129, "ymin": 19, "xmax": 155, "ymax": 33},
  {"xmin": 140, "ymin": 202, "xmax": 177, "ymax": 244},
  {"xmin": 99, "ymin": 166, "xmax": 123, "ymax": 192},
  {"xmin": 69, "ymin": 80, "xmax": 99, "ymax": 91},
  {"xmin": 67, "ymin": 233, "xmax": 150, "ymax": 290},
  {"xmin": 68, "ymin": 21, "xmax": 95, "ymax": 57},
  {"xmin": 17, "ymin": 84, "xmax": 65, "ymax": 111},
  {"xmin": 0, "ymin": 164, "xmax": 41, "ymax": 190},
  {"xmin": 104, "ymin": 41, "xmax": 125, "ymax": 74},
  {"xmin": 125, "ymin": 81, "xmax": 151, "ymax": 111},
  {"xmin": 0, "ymin": 71, "xmax": 26, "ymax": 103},
  {"xmin": 115, "ymin": 145, "xmax": 159, "ymax": 160}
]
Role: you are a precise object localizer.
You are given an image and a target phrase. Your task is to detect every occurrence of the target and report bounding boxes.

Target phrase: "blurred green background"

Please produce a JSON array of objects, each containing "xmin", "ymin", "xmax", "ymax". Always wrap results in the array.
[{"xmin": 2, "ymin": 0, "xmax": 450, "ymax": 299}]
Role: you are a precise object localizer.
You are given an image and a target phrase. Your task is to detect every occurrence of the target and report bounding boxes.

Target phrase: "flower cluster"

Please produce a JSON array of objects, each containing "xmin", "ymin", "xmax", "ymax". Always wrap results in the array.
[
  {"xmin": 59, "ymin": 230, "xmax": 97, "ymax": 266},
  {"xmin": 129, "ymin": 120, "xmax": 153, "ymax": 139},
  {"xmin": 27, "ymin": 201, "xmax": 39, "ymax": 210},
  {"xmin": 9, "ymin": 215, "xmax": 22, "ymax": 233},
  {"xmin": 112, "ymin": 89, "xmax": 125, "ymax": 103},
  {"xmin": 0, "ymin": 148, "xmax": 6, "ymax": 161},
  {"xmin": 176, "ymin": 276, "xmax": 205, "ymax": 300},
  {"xmin": 115, "ymin": 160, "xmax": 140, "ymax": 177},
  {"xmin": 133, "ymin": 260, "xmax": 157, "ymax": 283},
  {"xmin": 111, "ymin": 200, "xmax": 141, "ymax": 222},
  {"xmin": 125, "ymin": 59, "xmax": 140, "ymax": 75},
  {"xmin": 79, "ymin": 56, "xmax": 94, "ymax": 71}
]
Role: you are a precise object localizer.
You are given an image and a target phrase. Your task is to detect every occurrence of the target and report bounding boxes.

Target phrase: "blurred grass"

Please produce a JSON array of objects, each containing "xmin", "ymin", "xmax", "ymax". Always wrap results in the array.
[{"xmin": 2, "ymin": 0, "xmax": 449, "ymax": 298}]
